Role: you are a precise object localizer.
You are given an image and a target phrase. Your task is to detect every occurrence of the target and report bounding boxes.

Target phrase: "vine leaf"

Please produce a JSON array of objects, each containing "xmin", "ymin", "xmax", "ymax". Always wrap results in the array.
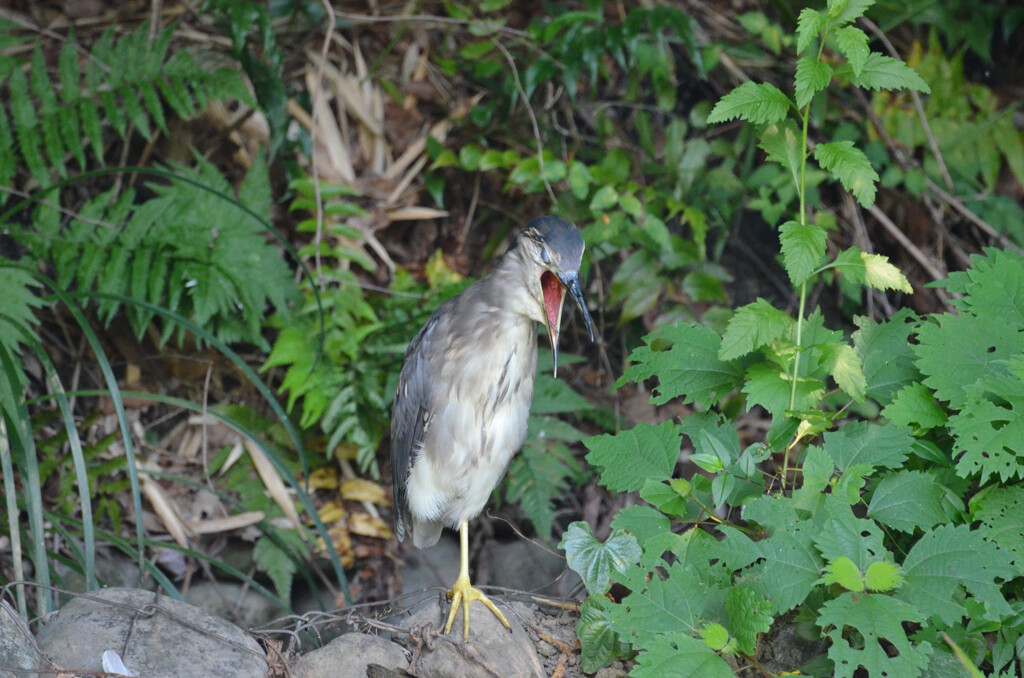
[
  {"xmin": 560, "ymin": 522, "xmax": 641, "ymax": 596},
  {"xmin": 585, "ymin": 421, "xmax": 682, "ymax": 492},
  {"xmin": 577, "ymin": 597, "xmax": 632, "ymax": 673}
]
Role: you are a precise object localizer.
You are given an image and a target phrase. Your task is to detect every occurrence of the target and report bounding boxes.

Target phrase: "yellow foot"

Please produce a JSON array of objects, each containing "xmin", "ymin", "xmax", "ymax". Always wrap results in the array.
[{"xmin": 443, "ymin": 574, "xmax": 510, "ymax": 641}]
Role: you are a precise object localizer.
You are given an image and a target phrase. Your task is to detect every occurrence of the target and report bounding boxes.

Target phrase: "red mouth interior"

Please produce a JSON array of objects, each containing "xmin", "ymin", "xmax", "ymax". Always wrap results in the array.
[{"xmin": 541, "ymin": 271, "xmax": 564, "ymax": 335}]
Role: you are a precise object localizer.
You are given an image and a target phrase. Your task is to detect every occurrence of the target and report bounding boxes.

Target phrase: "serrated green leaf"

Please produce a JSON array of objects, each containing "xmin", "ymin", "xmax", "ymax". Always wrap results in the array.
[
  {"xmin": 796, "ymin": 8, "xmax": 825, "ymax": 54},
  {"xmin": 814, "ymin": 141, "xmax": 879, "ymax": 208},
  {"xmin": 632, "ymin": 632, "xmax": 734, "ymax": 678},
  {"xmin": 942, "ymin": 249, "xmax": 1024, "ymax": 328},
  {"xmin": 899, "ymin": 524, "xmax": 1015, "ymax": 626},
  {"xmin": 719, "ymin": 298, "xmax": 792, "ymax": 360},
  {"xmin": 725, "ymin": 586, "xmax": 772, "ymax": 655},
  {"xmin": 610, "ymin": 562, "xmax": 708, "ymax": 638},
  {"xmin": 612, "ymin": 505, "xmax": 671, "ymax": 546},
  {"xmin": 853, "ymin": 309, "xmax": 920, "ymax": 405},
  {"xmin": 779, "ymin": 221, "xmax": 826, "ymax": 285},
  {"xmin": 823, "ymin": 421, "xmax": 913, "ymax": 472},
  {"xmin": 616, "ymin": 322, "xmax": 744, "ymax": 408},
  {"xmin": 795, "ymin": 56, "xmax": 833, "ymax": 108},
  {"xmin": 862, "ymin": 252, "xmax": 912, "ymax": 293},
  {"xmin": 881, "ymin": 382, "xmax": 947, "ymax": 429},
  {"xmin": 707, "ymin": 82, "xmax": 792, "ymax": 125},
  {"xmin": 971, "ymin": 486, "xmax": 1024, "ymax": 574},
  {"xmin": 823, "ymin": 556, "xmax": 864, "ymax": 592},
  {"xmin": 759, "ymin": 121, "xmax": 803, "ymax": 187},
  {"xmin": 640, "ymin": 479, "xmax": 687, "ymax": 518},
  {"xmin": 819, "ymin": 341, "xmax": 867, "ymax": 401},
  {"xmin": 742, "ymin": 497, "xmax": 823, "ymax": 613},
  {"xmin": 845, "ymin": 52, "xmax": 930, "ymax": 93},
  {"xmin": 585, "ymin": 422, "xmax": 682, "ymax": 492},
  {"xmin": 948, "ymin": 376, "xmax": 1024, "ymax": 484},
  {"xmin": 915, "ymin": 313, "xmax": 1022, "ymax": 410},
  {"xmin": 835, "ymin": 26, "xmax": 870, "ymax": 76},
  {"xmin": 560, "ymin": 523, "xmax": 642, "ymax": 596},
  {"xmin": 868, "ymin": 470, "xmax": 949, "ymax": 533},
  {"xmin": 826, "ymin": 0, "xmax": 876, "ymax": 24},
  {"xmin": 567, "ymin": 160, "xmax": 592, "ymax": 199},
  {"xmin": 813, "ymin": 496, "xmax": 888, "ymax": 570},
  {"xmin": 577, "ymin": 597, "xmax": 632, "ymax": 673},
  {"xmin": 253, "ymin": 531, "xmax": 302, "ymax": 607},
  {"xmin": 864, "ymin": 561, "xmax": 903, "ymax": 592},
  {"xmin": 743, "ymin": 362, "xmax": 824, "ymax": 415},
  {"xmin": 818, "ymin": 592, "xmax": 931, "ymax": 678}
]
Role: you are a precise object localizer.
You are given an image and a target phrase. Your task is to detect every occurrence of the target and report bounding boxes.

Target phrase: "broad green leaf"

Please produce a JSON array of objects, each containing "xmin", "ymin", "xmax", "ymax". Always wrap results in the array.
[
  {"xmin": 742, "ymin": 497, "xmax": 822, "ymax": 613},
  {"xmin": 585, "ymin": 422, "xmax": 682, "ymax": 492},
  {"xmin": 817, "ymin": 592, "xmax": 931, "ymax": 678},
  {"xmin": 835, "ymin": 26, "xmax": 870, "ymax": 76},
  {"xmin": 530, "ymin": 373, "xmax": 593, "ymax": 414},
  {"xmin": 899, "ymin": 524, "xmax": 1015, "ymax": 626},
  {"xmin": 819, "ymin": 341, "xmax": 867, "ymax": 401},
  {"xmin": 590, "ymin": 185, "xmax": 618, "ymax": 212},
  {"xmin": 853, "ymin": 309, "xmax": 920, "ymax": 406},
  {"xmin": 610, "ymin": 562, "xmax": 708, "ymax": 638},
  {"xmin": 640, "ymin": 479, "xmax": 687, "ymax": 518},
  {"xmin": 915, "ymin": 313, "xmax": 1022, "ymax": 410},
  {"xmin": 719, "ymin": 298, "xmax": 792, "ymax": 360},
  {"xmin": 795, "ymin": 8, "xmax": 825, "ymax": 54},
  {"xmin": 795, "ymin": 56, "xmax": 833, "ymax": 108},
  {"xmin": 616, "ymin": 322, "xmax": 744, "ymax": 408},
  {"xmin": 814, "ymin": 496, "xmax": 888, "ymax": 571},
  {"xmin": 700, "ymin": 623, "xmax": 729, "ymax": 651},
  {"xmin": 759, "ymin": 121, "xmax": 803, "ymax": 187},
  {"xmin": 577, "ymin": 597, "xmax": 632, "ymax": 673},
  {"xmin": 822, "ymin": 421, "xmax": 913, "ymax": 471},
  {"xmin": 798, "ymin": 445, "xmax": 834, "ymax": 495},
  {"xmin": 779, "ymin": 221, "xmax": 827, "ymax": 285},
  {"xmin": 864, "ymin": 561, "xmax": 903, "ymax": 592},
  {"xmin": 813, "ymin": 141, "xmax": 879, "ymax": 208},
  {"xmin": 971, "ymin": 486, "xmax": 1024, "ymax": 574},
  {"xmin": 725, "ymin": 586, "xmax": 773, "ymax": 655},
  {"xmin": 948, "ymin": 377, "xmax": 1024, "ymax": 484},
  {"xmin": 845, "ymin": 52, "xmax": 930, "ymax": 93},
  {"xmin": 631, "ymin": 632, "xmax": 733, "ymax": 678},
  {"xmin": 560, "ymin": 523, "xmax": 642, "ymax": 596},
  {"xmin": 823, "ymin": 556, "xmax": 864, "ymax": 592},
  {"xmin": 868, "ymin": 470, "xmax": 949, "ymax": 533},
  {"xmin": 881, "ymin": 382, "xmax": 947, "ymax": 429},
  {"xmin": 743, "ymin": 362, "xmax": 824, "ymax": 415},
  {"xmin": 612, "ymin": 505, "xmax": 671, "ymax": 546},
  {"xmin": 567, "ymin": 160, "xmax": 592, "ymax": 199},
  {"xmin": 706, "ymin": 82, "xmax": 791, "ymax": 125}
]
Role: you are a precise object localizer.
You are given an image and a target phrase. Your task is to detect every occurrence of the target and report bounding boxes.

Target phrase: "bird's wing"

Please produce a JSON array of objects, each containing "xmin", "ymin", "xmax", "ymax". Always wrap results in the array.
[{"xmin": 390, "ymin": 312, "xmax": 440, "ymax": 541}]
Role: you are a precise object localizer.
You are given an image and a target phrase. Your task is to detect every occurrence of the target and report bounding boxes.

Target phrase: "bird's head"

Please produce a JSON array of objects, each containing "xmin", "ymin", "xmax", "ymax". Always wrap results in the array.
[{"xmin": 517, "ymin": 216, "xmax": 595, "ymax": 376}]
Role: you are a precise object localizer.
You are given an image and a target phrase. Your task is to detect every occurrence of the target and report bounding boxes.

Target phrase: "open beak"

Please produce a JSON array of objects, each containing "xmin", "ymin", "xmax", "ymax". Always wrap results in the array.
[{"xmin": 540, "ymin": 270, "xmax": 595, "ymax": 376}]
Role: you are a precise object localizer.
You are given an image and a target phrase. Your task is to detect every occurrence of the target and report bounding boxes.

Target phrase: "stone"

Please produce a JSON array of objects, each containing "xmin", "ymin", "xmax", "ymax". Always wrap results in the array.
[
  {"xmin": 182, "ymin": 580, "xmax": 280, "ymax": 629},
  {"xmin": 292, "ymin": 633, "xmax": 409, "ymax": 678},
  {"xmin": 34, "ymin": 587, "xmax": 267, "ymax": 678},
  {"xmin": 0, "ymin": 600, "xmax": 42, "ymax": 678},
  {"xmin": 398, "ymin": 533, "xmax": 461, "ymax": 596},
  {"xmin": 479, "ymin": 539, "xmax": 581, "ymax": 598},
  {"xmin": 395, "ymin": 598, "xmax": 543, "ymax": 678}
]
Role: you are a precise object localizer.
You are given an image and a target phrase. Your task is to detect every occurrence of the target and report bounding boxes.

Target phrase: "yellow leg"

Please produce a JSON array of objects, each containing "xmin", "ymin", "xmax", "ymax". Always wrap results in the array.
[{"xmin": 443, "ymin": 519, "xmax": 511, "ymax": 641}]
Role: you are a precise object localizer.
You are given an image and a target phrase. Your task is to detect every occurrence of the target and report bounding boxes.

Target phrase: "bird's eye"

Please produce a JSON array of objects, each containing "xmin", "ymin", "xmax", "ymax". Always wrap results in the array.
[{"xmin": 541, "ymin": 249, "xmax": 550, "ymax": 264}]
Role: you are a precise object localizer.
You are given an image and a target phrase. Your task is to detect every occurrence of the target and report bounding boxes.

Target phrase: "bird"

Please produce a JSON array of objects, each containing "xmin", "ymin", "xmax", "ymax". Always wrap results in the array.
[{"xmin": 390, "ymin": 215, "xmax": 594, "ymax": 640}]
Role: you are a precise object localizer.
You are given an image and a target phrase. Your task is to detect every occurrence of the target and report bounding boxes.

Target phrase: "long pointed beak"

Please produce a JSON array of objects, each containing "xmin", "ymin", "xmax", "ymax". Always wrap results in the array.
[{"xmin": 544, "ymin": 270, "xmax": 594, "ymax": 377}]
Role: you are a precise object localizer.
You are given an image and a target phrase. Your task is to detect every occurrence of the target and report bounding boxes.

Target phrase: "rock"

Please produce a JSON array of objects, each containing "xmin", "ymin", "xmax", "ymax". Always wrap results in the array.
[
  {"xmin": 182, "ymin": 581, "xmax": 280, "ymax": 629},
  {"xmin": 34, "ymin": 587, "xmax": 267, "ymax": 678},
  {"xmin": 0, "ymin": 600, "xmax": 42, "ymax": 678},
  {"xmin": 395, "ymin": 598, "xmax": 543, "ymax": 678},
  {"xmin": 479, "ymin": 539, "xmax": 580, "ymax": 598},
  {"xmin": 398, "ymin": 533, "xmax": 461, "ymax": 596},
  {"xmin": 292, "ymin": 633, "xmax": 409, "ymax": 678}
]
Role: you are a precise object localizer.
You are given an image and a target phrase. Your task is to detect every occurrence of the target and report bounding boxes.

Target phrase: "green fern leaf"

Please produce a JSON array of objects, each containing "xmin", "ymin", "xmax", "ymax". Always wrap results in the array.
[
  {"xmin": 78, "ymin": 100, "xmax": 104, "ymax": 165},
  {"xmin": 119, "ymin": 85, "xmax": 152, "ymax": 140},
  {"xmin": 8, "ymin": 67, "xmax": 49, "ymax": 186},
  {"xmin": 0, "ymin": 266, "xmax": 44, "ymax": 356},
  {"xmin": 139, "ymin": 81, "xmax": 167, "ymax": 134},
  {"xmin": 0, "ymin": 105, "xmax": 16, "ymax": 194},
  {"xmin": 100, "ymin": 89, "xmax": 126, "ymax": 138}
]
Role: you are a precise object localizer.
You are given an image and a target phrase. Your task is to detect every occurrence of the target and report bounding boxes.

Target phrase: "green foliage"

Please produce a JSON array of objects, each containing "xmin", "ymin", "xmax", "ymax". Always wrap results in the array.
[
  {"xmin": 562, "ymin": 3, "xmax": 1024, "ymax": 676},
  {"xmin": 0, "ymin": 20, "xmax": 250, "ymax": 189}
]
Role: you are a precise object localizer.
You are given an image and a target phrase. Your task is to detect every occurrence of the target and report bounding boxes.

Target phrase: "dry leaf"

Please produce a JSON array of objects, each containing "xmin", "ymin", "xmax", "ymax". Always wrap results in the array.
[
  {"xmin": 347, "ymin": 513, "xmax": 393, "ymax": 540},
  {"xmin": 315, "ymin": 527, "xmax": 355, "ymax": 568},
  {"xmin": 308, "ymin": 467, "xmax": 339, "ymax": 490},
  {"xmin": 317, "ymin": 501, "xmax": 347, "ymax": 524},
  {"xmin": 188, "ymin": 511, "xmax": 265, "ymax": 535},
  {"xmin": 244, "ymin": 438, "xmax": 306, "ymax": 540},
  {"xmin": 339, "ymin": 478, "xmax": 390, "ymax": 505},
  {"xmin": 140, "ymin": 474, "xmax": 191, "ymax": 548}
]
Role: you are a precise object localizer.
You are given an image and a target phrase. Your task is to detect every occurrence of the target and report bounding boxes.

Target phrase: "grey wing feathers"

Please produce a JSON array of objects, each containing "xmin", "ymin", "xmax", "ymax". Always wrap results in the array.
[{"xmin": 390, "ymin": 313, "xmax": 438, "ymax": 542}]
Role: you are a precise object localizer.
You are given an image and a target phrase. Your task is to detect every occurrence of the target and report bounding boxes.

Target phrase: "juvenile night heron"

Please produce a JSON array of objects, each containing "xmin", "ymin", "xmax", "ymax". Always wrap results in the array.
[{"xmin": 391, "ymin": 215, "xmax": 594, "ymax": 640}]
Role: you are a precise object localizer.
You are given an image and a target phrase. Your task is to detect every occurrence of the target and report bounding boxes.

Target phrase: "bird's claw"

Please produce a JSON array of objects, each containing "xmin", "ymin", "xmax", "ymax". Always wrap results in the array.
[{"xmin": 444, "ymin": 575, "xmax": 510, "ymax": 641}]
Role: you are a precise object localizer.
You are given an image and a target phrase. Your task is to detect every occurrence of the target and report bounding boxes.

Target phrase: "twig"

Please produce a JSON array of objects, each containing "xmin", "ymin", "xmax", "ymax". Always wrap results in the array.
[
  {"xmin": 867, "ymin": 203, "xmax": 948, "ymax": 285},
  {"xmin": 860, "ymin": 18, "xmax": 954, "ymax": 192}
]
